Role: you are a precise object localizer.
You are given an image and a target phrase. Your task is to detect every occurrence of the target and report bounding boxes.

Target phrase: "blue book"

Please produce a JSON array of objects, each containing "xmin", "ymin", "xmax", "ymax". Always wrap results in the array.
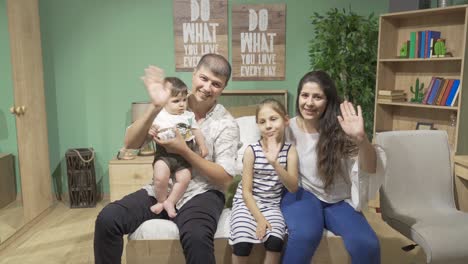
[
  {"xmin": 427, "ymin": 78, "xmax": 442, "ymax": 104},
  {"xmin": 427, "ymin": 31, "xmax": 441, "ymax": 58},
  {"xmin": 420, "ymin": 31, "xmax": 426, "ymax": 58},
  {"xmin": 445, "ymin": 79, "xmax": 461, "ymax": 106}
]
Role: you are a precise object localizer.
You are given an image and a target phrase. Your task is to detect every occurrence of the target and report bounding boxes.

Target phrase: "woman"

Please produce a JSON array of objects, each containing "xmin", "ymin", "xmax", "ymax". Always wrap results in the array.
[{"xmin": 281, "ymin": 70, "xmax": 384, "ymax": 264}]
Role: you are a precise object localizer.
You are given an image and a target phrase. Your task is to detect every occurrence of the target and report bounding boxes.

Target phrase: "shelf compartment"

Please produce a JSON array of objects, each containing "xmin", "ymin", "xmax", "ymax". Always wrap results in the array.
[
  {"xmin": 378, "ymin": 6, "xmax": 466, "ymax": 60},
  {"xmin": 381, "ymin": 5, "xmax": 468, "ymax": 20},
  {"xmin": 374, "ymin": 104, "xmax": 458, "ymax": 144},
  {"xmin": 376, "ymin": 60, "xmax": 461, "ymax": 103}
]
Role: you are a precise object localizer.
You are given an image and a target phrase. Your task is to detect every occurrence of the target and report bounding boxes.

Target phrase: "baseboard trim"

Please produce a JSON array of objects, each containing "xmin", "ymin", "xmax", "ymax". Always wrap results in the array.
[{"xmin": 59, "ymin": 192, "xmax": 109, "ymax": 207}]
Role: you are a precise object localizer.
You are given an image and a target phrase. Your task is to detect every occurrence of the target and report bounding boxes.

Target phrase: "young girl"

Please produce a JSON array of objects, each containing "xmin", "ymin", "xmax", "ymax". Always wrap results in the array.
[{"xmin": 229, "ymin": 99, "xmax": 298, "ymax": 264}]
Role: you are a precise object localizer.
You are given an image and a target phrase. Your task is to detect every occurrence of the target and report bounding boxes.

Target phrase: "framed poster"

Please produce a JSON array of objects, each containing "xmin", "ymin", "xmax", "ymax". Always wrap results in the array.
[
  {"xmin": 232, "ymin": 4, "xmax": 286, "ymax": 81},
  {"xmin": 416, "ymin": 122, "xmax": 434, "ymax": 130},
  {"xmin": 173, "ymin": 0, "xmax": 228, "ymax": 71}
]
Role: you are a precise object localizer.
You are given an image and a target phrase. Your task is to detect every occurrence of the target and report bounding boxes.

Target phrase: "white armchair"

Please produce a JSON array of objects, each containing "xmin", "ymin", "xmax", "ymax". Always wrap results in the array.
[{"xmin": 376, "ymin": 130, "xmax": 468, "ymax": 264}]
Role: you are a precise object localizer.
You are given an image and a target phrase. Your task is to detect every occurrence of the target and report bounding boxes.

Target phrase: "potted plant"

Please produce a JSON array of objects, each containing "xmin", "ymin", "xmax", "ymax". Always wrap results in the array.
[{"xmin": 308, "ymin": 8, "xmax": 378, "ymax": 138}]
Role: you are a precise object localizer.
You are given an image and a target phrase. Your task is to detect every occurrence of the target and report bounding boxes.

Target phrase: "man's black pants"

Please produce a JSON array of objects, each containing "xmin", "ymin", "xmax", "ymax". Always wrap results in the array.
[{"xmin": 94, "ymin": 188, "xmax": 225, "ymax": 264}]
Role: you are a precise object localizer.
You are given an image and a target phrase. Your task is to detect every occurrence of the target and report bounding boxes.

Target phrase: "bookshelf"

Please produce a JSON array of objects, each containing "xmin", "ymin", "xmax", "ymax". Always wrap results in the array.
[{"xmin": 374, "ymin": 5, "xmax": 468, "ymax": 155}]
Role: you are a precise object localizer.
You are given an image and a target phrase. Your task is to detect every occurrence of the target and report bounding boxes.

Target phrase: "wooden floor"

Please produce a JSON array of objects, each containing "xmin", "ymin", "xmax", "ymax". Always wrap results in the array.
[
  {"xmin": 0, "ymin": 200, "xmax": 426, "ymax": 264},
  {"xmin": 0, "ymin": 200, "xmax": 25, "ymax": 244}
]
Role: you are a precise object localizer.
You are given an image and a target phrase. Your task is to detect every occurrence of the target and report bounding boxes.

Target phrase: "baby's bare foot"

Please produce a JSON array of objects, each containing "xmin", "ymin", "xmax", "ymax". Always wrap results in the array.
[
  {"xmin": 163, "ymin": 200, "xmax": 177, "ymax": 218},
  {"xmin": 150, "ymin": 202, "xmax": 164, "ymax": 214}
]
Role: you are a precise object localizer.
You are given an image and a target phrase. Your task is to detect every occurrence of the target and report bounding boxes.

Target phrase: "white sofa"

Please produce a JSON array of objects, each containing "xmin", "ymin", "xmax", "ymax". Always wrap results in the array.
[{"xmin": 126, "ymin": 116, "xmax": 350, "ymax": 264}]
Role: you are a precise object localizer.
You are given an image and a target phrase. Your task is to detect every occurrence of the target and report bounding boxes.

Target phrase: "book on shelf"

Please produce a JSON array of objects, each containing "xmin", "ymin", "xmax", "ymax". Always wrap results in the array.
[
  {"xmin": 378, "ymin": 89, "xmax": 405, "ymax": 96},
  {"xmin": 378, "ymin": 93, "xmax": 407, "ymax": 102},
  {"xmin": 421, "ymin": 77, "xmax": 461, "ymax": 106},
  {"xmin": 378, "ymin": 98, "xmax": 407, "ymax": 103},
  {"xmin": 422, "ymin": 77, "xmax": 436, "ymax": 104},
  {"xmin": 424, "ymin": 30, "xmax": 429, "ymax": 58},
  {"xmin": 445, "ymin": 79, "xmax": 461, "ymax": 107},
  {"xmin": 427, "ymin": 31, "xmax": 441, "ymax": 58},
  {"xmin": 427, "ymin": 78, "xmax": 443, "ymax": 105},
  {"xmin": 419, "ymin": 31, "xmax": 425, "ymax": 58},
  {"xmin": 410, "ymin": 32, "xmax": 416, "ymax": 58},
  {"xmin": 429, "ymin": 38, "xmax": 434, "ymax": 58},
  {"xmin": 378, "ymin": 94, "xmax": 407, "ymax": 100},
  {"xmin": 407, "ymin": 30, "xmax": 441, "ymax": 59},
  {"xmin": 439, "ymin": 79, "xmax": 454, "ymax": 106},
  {"xmin": 416, "ymin": 32, "xmax": 420, "ymax": 58},
  {"xmin": 433, "ymin": 79, "xmax": 449, "ymax": 105}
]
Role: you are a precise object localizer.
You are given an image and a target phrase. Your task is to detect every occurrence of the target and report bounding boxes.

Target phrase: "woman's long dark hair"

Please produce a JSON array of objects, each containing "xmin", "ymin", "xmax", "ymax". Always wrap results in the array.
[{"xmin": 296, "ymin": 71, "xmax": 357, "ymax": 190}]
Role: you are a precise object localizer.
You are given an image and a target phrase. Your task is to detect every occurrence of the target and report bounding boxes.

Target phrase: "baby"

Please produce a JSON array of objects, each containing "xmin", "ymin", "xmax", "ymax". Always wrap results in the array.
[{"xmin": 148, "ymin": 77, "xmax": 207, "ymax": 218}]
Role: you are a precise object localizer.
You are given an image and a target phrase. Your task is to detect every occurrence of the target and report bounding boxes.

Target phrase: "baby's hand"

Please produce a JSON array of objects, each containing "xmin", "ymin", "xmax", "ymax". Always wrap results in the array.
[
  {"xmin": 148, "ymin": 124, "xmax": 160, "ymax": 139},
  {"xmin": 141, "ymin": 66, "xmax": 170, "ymax": 108},
  {"xmin": 157, "ymin": 127, "xmax": 177, "ymax": 141}
]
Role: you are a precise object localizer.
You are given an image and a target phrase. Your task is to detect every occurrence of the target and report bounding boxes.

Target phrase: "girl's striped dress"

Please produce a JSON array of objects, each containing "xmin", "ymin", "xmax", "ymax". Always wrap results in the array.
[{"xmin": 229, "ymin": 141, "xmax": 291, "ymax": 245}]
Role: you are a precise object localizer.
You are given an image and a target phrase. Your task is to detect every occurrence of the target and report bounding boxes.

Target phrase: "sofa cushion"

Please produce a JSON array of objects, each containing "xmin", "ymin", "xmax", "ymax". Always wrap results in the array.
[
  {"xmin": 129, "ymin": 208, "xmax": 232, "ymax": 240},
  {"xmin": 128, "ymin": 208, "xmax": 339, "ymax": 240},
  {"xmin": 234, "ymin": 116, "xmax": 260, "ymax": 175}
]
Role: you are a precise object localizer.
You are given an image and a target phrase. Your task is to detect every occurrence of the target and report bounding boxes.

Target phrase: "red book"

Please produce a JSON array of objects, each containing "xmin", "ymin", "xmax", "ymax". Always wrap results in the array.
[
  {"xmin": 416, "ymin": 31, "xmax": 420, "ymax": 58},
  {"xmin": 440, "ymin": 79, "xmax": 454, "ymax": 106},
  {"xmin": 435, "ymin": 79, "xmax": 449, "ymax": 105},
  {"xmin": 424, "ymin": 30, "xmax": 429, "ymax": 58}
]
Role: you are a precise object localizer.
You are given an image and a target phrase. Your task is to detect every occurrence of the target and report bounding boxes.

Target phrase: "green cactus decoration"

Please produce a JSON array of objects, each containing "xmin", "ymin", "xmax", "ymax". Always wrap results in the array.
[
  {"xmin": 434, "ymin": 39, "xmax": 446, "ymax": 57},
  {"xmin": 410, "ymin": 78, "xmax": 425, "ymax": 103}
]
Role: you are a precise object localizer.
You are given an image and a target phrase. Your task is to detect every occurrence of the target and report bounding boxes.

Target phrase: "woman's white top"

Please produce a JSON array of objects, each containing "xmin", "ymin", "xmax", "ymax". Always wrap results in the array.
[{"xmin": 285, "ymin": 117, "xmax": 386, "ymax": 211}]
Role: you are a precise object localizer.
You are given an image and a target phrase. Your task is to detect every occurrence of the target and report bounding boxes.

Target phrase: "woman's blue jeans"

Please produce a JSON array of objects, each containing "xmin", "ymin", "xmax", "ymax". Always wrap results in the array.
[{"xmin": 280, "ymin": 187, "xmax": 380, "ymax": 264}]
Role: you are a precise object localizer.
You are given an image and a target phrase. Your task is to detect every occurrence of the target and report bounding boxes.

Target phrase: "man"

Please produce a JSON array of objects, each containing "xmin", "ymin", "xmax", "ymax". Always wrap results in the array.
[{"xmin": 94, "ymin": 54, "xmax": 240, "ymax": 264}]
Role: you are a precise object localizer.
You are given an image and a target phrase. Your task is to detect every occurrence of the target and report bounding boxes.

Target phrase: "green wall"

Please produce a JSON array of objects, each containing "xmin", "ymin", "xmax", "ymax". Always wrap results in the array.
[
  {"xmin": 0, "ymin": 0, "xmax": 20, "ymax": 193},
  {"xmin": 2, "ymin": 0, "xmax": 388, "ymax": 197}
]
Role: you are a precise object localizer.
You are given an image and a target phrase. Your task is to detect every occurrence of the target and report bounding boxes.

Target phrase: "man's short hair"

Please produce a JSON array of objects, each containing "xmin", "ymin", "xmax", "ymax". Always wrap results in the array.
[{"xmin": 196, "ymin": 54, "xmax": 231, "ymax": 85}]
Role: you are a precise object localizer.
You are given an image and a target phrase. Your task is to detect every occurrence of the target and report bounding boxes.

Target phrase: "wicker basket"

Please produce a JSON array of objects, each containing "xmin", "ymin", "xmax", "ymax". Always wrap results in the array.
[{"xmin": 65, "ymin": 148, "xmax": 97, "ymax": 208}]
